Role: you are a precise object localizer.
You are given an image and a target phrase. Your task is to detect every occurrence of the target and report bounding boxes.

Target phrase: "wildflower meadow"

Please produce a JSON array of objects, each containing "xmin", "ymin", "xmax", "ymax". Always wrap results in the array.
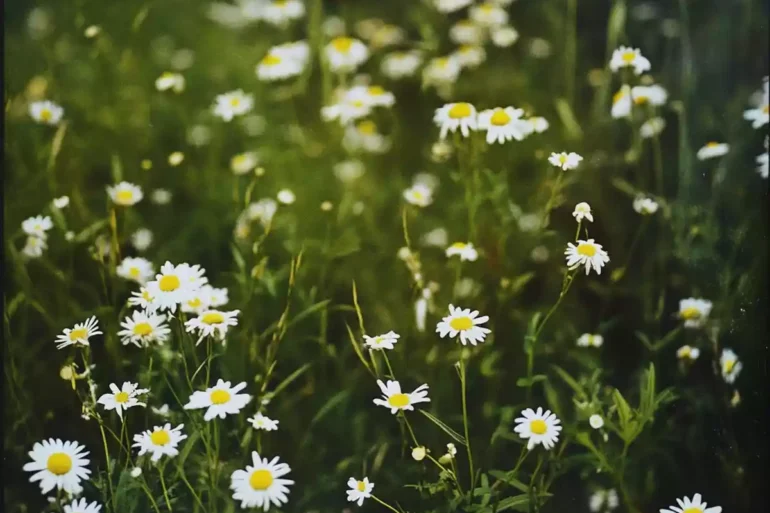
[{"xmin": 3, "ymin": 1, "xmax": 769, "ymax": 512}]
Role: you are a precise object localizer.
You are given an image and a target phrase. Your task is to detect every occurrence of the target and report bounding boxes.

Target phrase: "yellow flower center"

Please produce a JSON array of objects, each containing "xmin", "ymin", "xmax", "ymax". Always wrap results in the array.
[
  {"xmin": 436, "ymin": 58, "xmax": 449, "ymax": 68},
  {"xmin": 612, "ymin": 89, "xmax": 627, "ymax": 104},
  {"xmin": 187, "ymin": 298, "xmax": 202, "ymax": 309},
  {"xmin": 332, "ymin": 37, "xmax": 353, "ymax": 53},
  {"xmin": 558, "ymin": 154, "xmax": 567, "ymax": 164},
  {"xmin": 357, "ymin": 480, "xmax": 367, "ymax": 492},
  {"xmin": 230, "ymin": 97, "xmax": 241, "ymax": 107},
  {"xmin": 763, "ymin": 104, "xmax": 769, "ymax": 114},
  {"xmin": 480, "ymin": 3, "xmax": 494, "ymax": 13},
  {"xmin": 274, "ymin": 0, "xmax": 287, "ymax": 6},
  {"xmin": 448, "ymin": 103, "xmax": 472, "ymax": 119},
  {"xmin": 150, "ymin": 429, "xmax": 171, "ymax": 446},
  {"xmin": 202, "ymin": 312, "xmax": 225, "ymax": 325},
  {"xmin": 233, "ymin": 155, "xmax": 247, "ymax": 166},
  {"xmin": 577, "ymin": 243, "xmax": 597, "ymax": 257},
  {"xmin": 530, "ymin": 419, "xmax": 547, "ymax": 435},
  {"xmin": 69, "ymin": 328, "xmax": 88, "ymax": 341},
  {"xmin": 261, "ymin": 54, "xmax": 282, "ymax": 66},
  {"xmin": 450, "ymin": 242, "xmax": 467, "ymax": 252},
  {"xmin": 351, "ymin": 100, "xmax": 365, "ymax": 108},
  {"xmin": 367, "ymin": 86, "xmax": 385, "ymax": 96},
  {"xmin": 133, "ymin": 322, "xmax": 153, "ymax": 336},
  {"xmin": 40, "ymin": 108, "xmax": 53, "ymax": 121},
  {"xmin": 587, "ymin": 335, "xmax": 595, "ymax": 346},
  {"xmin": 633, "ymin": 95, "xmax": 649, "ymax": 105},
  {"xmin": 411, "ymin": 190, "xmax": 424, "ymax": 200},
  {"xmin": 680, "ymin": 307, "xmax": 701, "ymax": 320},
  {"xmin": 724, "ymin": 360, "xmax": 736, "ymax": 373},
  {"xmin": 621, "ymin": 51, "xmax": 636, "ymax": 63},
  {"xmin": 249, "ymin": 469, "xmax": 273, "ymax": 490},
  {"xmin": 680, "ymin": 347, "xmax": 691, "ymax": 358},
  {"xmin": 449, "ymin": 316, "xmax": 473, "ymax": 331},
  {"xmin": 358, "ymin": 120, "xmax": 377, "ymax": 134},
  {"xmin": 210, "ymin": 389, "xmax": 231, "ymax": 404},
  {"xmin": 142, "ymin": 290, "xmax": 152, "ymax": 301},
  {"xmin": 115, "ymin": 391, "xmax": 130, "ymax": 403},
  {"xmin": 706, "ymin": 141, "xmax": 719, "ymax": 148},
  {"xmin": 159, "ymin": 274, "xmax": 181, "ymax": 292},
  {"xmin": 129, "ymin": 267, "xmax": 140, "ymax": 278},
  {"xmin": 46, "ymin": 453, "xmax": 73, "ymax": 475},
  {"xmin": 490, "ymin": 109, "xmax": 511, "ymax": 126},
  {"xmin": 682, "ymin": 509, "xmax": 703, "ymax": 513},
  {"xmin": 116, "ymin": 190, "xmax": 134, "ymax": 203},
  {"xmin": 387, "ymin": 393, "xmax": 410, "ymax": 408}
]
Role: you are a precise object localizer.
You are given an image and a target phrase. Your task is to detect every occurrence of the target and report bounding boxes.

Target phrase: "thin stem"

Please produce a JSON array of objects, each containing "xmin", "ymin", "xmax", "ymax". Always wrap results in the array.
[
  {"xmin": 140, "ymin": 479, "xmax": 162, "ymax": 513},
  {"xmin": 83, "ymin": 349, "xmax": 116, "ymax": 511},
  {"xmin": 400, "ymin": 412, "xmax": 419, "ymax": 446},
  {"xmin": 372, "ymin": 495, "xmax": 401, "ymax": 513},
  {"xmin": 565, "ymin": 0, "xmax": 577, "ymax": 107},
  {"xmin": 541, "ymin": 172, "xmax": 564, "ymax": 230},
  {"xmin": 176, "ymin": 463, "xmax": 207, "ymax": 512},
  {"xmin": 381, "ymin": 351, "xmax": 396, "ymax": 380},
  {"xmin": 159, "ymin": 465, "xmax": 173, "ymax": 512},
  {"xmin": 458, "ymin": 358, "xmax": 475, "ymax": 490}
]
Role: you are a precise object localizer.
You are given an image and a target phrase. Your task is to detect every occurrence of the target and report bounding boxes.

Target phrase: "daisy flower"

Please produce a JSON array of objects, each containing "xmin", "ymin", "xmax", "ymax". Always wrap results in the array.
[
  {"xmin": 477, "ymin": 107, "xmax": 531, "ymax": 144},
  {"xmin": 277, "ymin": 189, "xmax": 295, "ymax": 205},
  {"xmin": 513, "ymin": 407, "xmax": 562, "ymax": 450},
  {"xmin": 343, "ymin": 120, "xmax": 391, "ymax": 153},
  {"xmin": 454, "ymin": 45, "xmax": 486, "ymax": 68},
  {"xmin": 132, "ymin": 423, "xmax": 187, "ymax": 462},
  {"xmin": 152, "ymin": 404, "xmax": 171, "ymax": 417},
  {"xmin": 231, "ymin": 152, "xmax": 260, "ymax": 175},
  {"xmin": 720, "ymin": 348, "xmax": 742, "ymax": 384},
  {"xmin": 527, "ymin": 116, "xmax": 550, "ymax": 133},
  {"xmin": 743, "ymin": 76, "xmax": 768, "ymax": 128},
  {"xmin": 325, "ymin": 37, "xmax": 368, "ymax": 72},
  {"xmin": 231, "ymin": 452, "xmax": 294, "ymax": 510},
  {"xmin": 53, "ymin": 196, "xmax": 70, "ymax": 209},
  {"xmin": 131, "ymin": 228, "xmax": 153, "ymax": 251},
  {"xmin": 63, "ymin": 499, "xmax": 102, "ymax": 513},
  {"xmin": 565, "ymin": 239, "xmax": 610, "ymax": 275},
  {"xmin": 321, "ymin": 97, "xmax": 372, "ymax": 125},
  {"xmin": 589, "ymin": 489, "xmax": 619, "ymax": 512},
  {"xmin": 572, "ymin": 202, "xmax": 594, "ymax": 223},
  {"xmin": 256, "ymin": 46, "xmax": 306, "ymax": 82},
  {"xmin": 29, "ymin": 100, "xmax": 64, "ymax": 125},
  {"xmin": 185, "ymin": 309, "xmax": 240, "ymax": 344},
  {"xmin": 344, "ymin": 85, "xmax": 396, "ymax": 108},
  {"xmin": 632, "ymin": 84, "xmax": 668, "ymax": 107},
  {"xmin": 548, "ymin": 151, "xmax": 583, "ymax": 170},
  {"xmin": 248, "ymin": 412, "xmax": 279, "ymax": 431},
  {"xmin": 151, "ymin": 189, "xmax": 172, "ymax": 205},
  {"xmin": 21, "ymin": 215, "xmax": 53, "ymax": 238},
  {"xmin": 23, "ymin": 438, "xmax": 91, "ymax": 494},
  {"xmin": 436, "ymin": 304, "xmax": 491, "ymax": 345},
  {"xmin": 450, "ymin": 20, "xmax": 485, "ymax": 45},
  {"xmin": 403, "ymin": 183, "xmax": 434, "ymax": 207},
  {"xmin": 55, "ymin": 316, "xmax": 102, "ymax": 350},
  {"xmin": 247, "ymin": 198, "xmax": 279, "ymax": 227},
  {"xmin": 609, "ymin": 46, "xmax": 651, "ymax": 75},
  {"xmin": 434, "ymin": 102, "xmax": 478, "ymax": 139},
  {"xmin": 491, "ymin": 25, "xmax": 519, "ymax": 47},
  {"xmin": 155, "ymin": 72, "xmax": 185, "ymax": 93},
  {"xmin": 659, "ymin": 493, "xmax": 722, "ymax": 513},
  {"xmin": 434, "ymin": 0, "xmax": 474, "ymax": 13},
  {"xmin": 346, "ymin": 477, "xmax": 374, "ymax": 506},
  {"xmin": 184, "ymin": 379, "xmax": 252, "ymax": 421},
  {"xmin": 589, "ymin": 415, "xmax": 605, "ymax": 430},
  {"xmin": 423, "ymin": 56, "xmax": 462, "ymax": 88},
  {"xmin": 168, "ymin": 151, "xmax": 184, "ymax": 166},
  {"xmin": 213, "ymin": 90, "xmax": 254, "ymax": 122},
  {"xmin": 757, "ymin": 148, "xmax": 769, "ymax": 179},
  {"xmin": 577, "ymin": 333, "xmax": 603, "ymax": 348},
  {"xmin": 676, "ymin": 345, "xmax": 700, "ymax": 361},
  {"xmin": 116, "ymin": 257, "xmax": 155, "ymax": 285},
  {"xmin": 677, "ymin": 298, "xmax": 712, "ymax": 328},
  {"xmin": 118, "ymin": 310, "xmax": 170, "ymax": 347},
  {"xmin": 611, "ymin": 86, "xmax": 634, "ymax": 119},
  {"xmin": 446, "ymin": 242, "xmax": 478, "ymax": 261},
  {"xmin": 470, "ymin": 2, "xmax": 509, "ymax": 26},
  {"xmin": 128, "ymin": 287, "xmax": 154, "ymax": 310},
  {"xmin": 259, "ymin": 0, "xmax": 305, "ymax": 26},
  {"xmin": 97, "ymin": 382, "xmax": 149, "ymax": 420},
  {"xmin": 369, "ymin": 24, "xmax": 406, "ymax": 50},
  {"xmin": 145, "ymin": 261, "xmax": 208, "ymax": 313},
  {"xmin": 381, "ymin": 51, "xmax": 423, "ymax": 79},
  {"xmin": 363, "ymin": 331, "xmax": 400, "ymax": 350},
  {"xmin": 107, "ymin": 182, "xmax": 143, "ymax": 207},
  {"xmin": 641, "ymin": 117, "xmax": 666, "ymax": 138},
  {"xmin": 373, "ymin": 379, "xmax": 431, "ymax": 414},
  {"xmin": 633, "ymin": 195, "xmax": 659, "ymax": 215},
  {"xmin": 696, "ymin": 142, "xmax": 729, "ymax": 160}
]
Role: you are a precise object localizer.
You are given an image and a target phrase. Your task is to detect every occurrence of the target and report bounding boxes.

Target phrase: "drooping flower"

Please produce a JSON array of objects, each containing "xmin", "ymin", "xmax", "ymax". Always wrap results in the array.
[{"xmin": 572, "ymin": 202, "xmax": 594, "ymax": 223}]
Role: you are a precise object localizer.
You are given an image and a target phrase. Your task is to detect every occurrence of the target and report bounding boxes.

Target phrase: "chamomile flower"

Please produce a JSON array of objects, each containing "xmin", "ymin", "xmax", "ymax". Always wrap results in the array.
[
  {"xmin": 577, "ymin": 333, "xmax": 603, "ymax": 348},
  {"xmin": 641, "ymin": 117, "xmax": 666, "ymax": 138},
  {"xmin": 565, "ymin": 239, "xmax": 610, "ymax": 275},
  {"xmin": 345, "ymin": 85, "xmax": 396, "ymax": 108},
  {"xmin": 743, "ymin": 77, "xmax": 768, "ymax": 128},
  {"xmin": 372, "ymin": 379, "xmax": 431, "ymax": 414},
  {"xmin": 445, "ymin": 242, "xmax": 478, "ymax": 262},
  {"xmin": 696, "ymin": 142, "xmax": 729, "ymax": 160},
  {"xmin": 230, "ymin": 451, "xmax": 294, "ymax": 510},
  {"xmin": 277, "ymin": 189, "xmax": 296, "ymax": 205},
  {"xmin": 29, "ymin": 100, "xmax": 64, "ymax": 125},
  {"xmin": 363, "ymin": 331, "xmax": 400, "ymax": 350},
  {"xmin": 63, "ymin": 499, "xmax": 102, "ymax": 513},
  {"xmin": 633, "ymin": 196, "xmax": 659, "ymax": 215},
  {"xmin": 231, "ymin": 152, "xmax": 260, "ymax": 175},
  {"xmin": 118, "ymin": 310, "xmax": 170, "ymax": 347},
  {"xmin": 609, "ymin": 46, "xmax": 651, "ymax": 75},
  {"xmin": 757, "ymin": 148, "xmax": 769, "ymax": 179},
  {"xmin": 676, "ymin": 345, "xmax": 700, "ymax": 361},
  {"xmin": 548, "ymin": 151, "xmax": 583, "ymax": 170},
  {"xmin": 346, "ymin": 477, "xmax": 374, "ymax": 506},
  {"xmin": 434, "ymin": 102, "xmax": 478, "ymax": 139},
  {"xmin": 208, "ymin": 286, "xmax": 230, "ymax": 308},
  {"xmin": 213, "ymin": 90, "xmax": 254, "ymax": 122},
  {"xmin": 131, "ymin": 228, "xmax": 153, "ymax": 251},
  {"xmin": 436, "ymin": 304, "xmax": 491, "ymax": 345},
  {"xmin": 184, "ymin": 379, "xmax": 252, "ymax": 421},
  {"xmin": 185, "ymin": 309, "xmax": 240, "ymax": 344},
  {"xmin": 168, "ymin": 151, "xmax": 184, "ymax": 166},
  {"xmin": 659, "ymin": 493, "xmax": 722, "ymax": 513},
  {"xmin": 107, "ymin": 182, "xmax": 143, "ymax": 207},
  {"xmin": 423, "ymin": 56, "xmax": 462, "ymax": 88},
  {"xmin": 450, "ymin": 20, "xmax": 485, "ymax": 45},
  {"xmin": 589, "ymin": 489, "xmax": 619, "ymax": 512},
  {"xmin": 434, "ymin": 0, "xmax": 474, "ymax": 13},
  {"xmin": 454, "ymin": 45, "xmax": 486, "ymax": 68},
  {"xmin": 259, "ymin": 0, "xmax": 305, "ymax": 26},
  {"xmin": 97, "ymin": 382, "xmax": 149, "ymax": 420},
  {"xmin": 321, "ymin": 97, "xmax": 372, "ymax": 125},
  {"xmin": 513, "ymin": 407, "xmax": 562, "ymax": 450},
  {"xmin": 151, "ymin": 189, "xmax": 172, "ymax": 205},
  {"xmin": 343, "ymin": 120, "xmax": 391, "ymax": 153},
  {"xmin": 720, "ymin": 348, "xmax": 742, "ymax": 384},
  {"xmin": 477, "ymin": 107, "xmax": 531, "ymax": 143},
  {"xmin": 155, "ymin": 72, "xmax": 185, "ymax": 93},
  {"xmin": 23, "ymin": 438, "xmax": 91, "ymax": 495},
  {"xmin": 128, "ymin": 287, "xmax": 154, "ymax": 310},
  {"xmin": 381, "ymin": 51, "xmax": 423, "ymax": 79},
  {"xmin": 589, "ymin": 415, "xmax": 605, "ymax": 430},
  {"xmin": 527, "ymin": 116, "xmax": 550, "ymax": 133},
  {"xmin": 132, "ymin": 423, "xmax": 187, "ymax": 462},
  {"xmin": 145, "ymin": 262, "xmax": 207, "ymax": 313},
  {"xmin": 572, "ymin": 202, "xmax": 594, "ymax": 223},
  {"xmin": 677, "ymin": 298, "xmax": 712, "ymax": 328},
  {"xmin": 325, "ymin": 37, "xmax": 368, "ymax": 72},
  {"xmin": 369, "ymin": 24, "xmax": 406, "ymax": 50},
  {"xmin": 491, "ymin": 25, "xmax": 519, "ymax": 47},
  {"xmin": 21, "ymin": 215, "xmax": 53, "ymax": 238},
  {"xmin": 247, "ymin": 198, "xmax": 279, "ymax": 227},
  {"xmin": 256, "ymin": 46, "xmax": 306, "ymax": 82},
  {"xmin": 470, "ymin": 2, "xmax": 509, "ymax": 26},
  {"xmin": 403, "ymin": 183, "xmax": 434, "ymax": 207},
  {"xmin": 631, "ymin": 84, "xmax": 668, "ymax": 107},
  {"xmin": 53, "ymin": 196, "xmax": 70, "ymax": 209},
  {"xmin": 55, "ymin": 316, "xmax": 102, "ymax": 350},
  {"xmin": 248, "ymin": 412, "xmax": 279, "ymax": 431},
  {"xmin": 116, "ymin": 257, "xmax": 155, "ymax": 285}
]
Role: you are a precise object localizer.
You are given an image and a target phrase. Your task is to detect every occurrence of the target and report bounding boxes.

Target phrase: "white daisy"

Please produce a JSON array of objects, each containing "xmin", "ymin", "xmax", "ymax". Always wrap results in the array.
[
  {"xmin": 168, "ymin": 151, "xmax": 184, "ymax": 167},
  {"xmin": 434, "ymin": 0, "xmax": 474, "ymax": 13},
  {"xmin": 321, "ymin": 97, "xmax": 372, "ymax": 125},
  {"xmin": 641, "ymin": 117, "xmax": 666, "ymax": 138},
  {"xmin": 611, "ymin": 86, "xmax": 634, "ymax": 119},
  {"xmin": 757, "ymin": 149, "xmax": 769, "ymax": 179},
  {"xmin": 369, "ymin": 24, "xmax": 406, "ymax": 50},
  {"xmin": 248, "ymin": 412, "xmax": 279, "ymax": 431},
  {"xmin": 29, "ymin": 100, "xmax": 64, "ymax": 125},
  {"xmin": 256, "ymin": 47, "xmax": 306, "ymax": 82},
  {"xmin": 589, "ymin": 415, "xmax": 605, "ymax": 430},
  {"xmin": 633, "ymin": 196, "xmax": 659, "ymax": 215},
  {"xmin": 477, "ymin": 107, "xmax": 532, "ymax": 144},
  {"xmin": 116, "ymin": 257, "xmax": 155, "ymax": 285},
  {"xmin": 342, "ymin": 120, "xmax": 391, "ymax": 153},
  {"xmin": 527, "ymin": 116, "xmax": 550, "ymax": 133},
  {"xmin": 454, "ymin": 44, "xmax": 486, "ymax": 68},
  {"xmin": 132, "ymin": 423, "xmax": 187, "ymax": 462},
  {"xmin": 231, "ymin": 152, "xmax": 260, "ymax": 175},
  {"xmin": 572, "ymin": 202, "xmax": 594, "ymax": 223},
  {"xmin": 23, "ymin": 438, "xmax": 91, "ymax": 495},
  {"xmin": 423, "ymin": 56, "xmax": 462, "ymax": 88},
  {"xmin": 381, "ymin": 51, "xmax": 422, "ymax": 79},
  {"xmin": 470, "ymin": 2, "xmax": 509, "ymax": 26},
  {"xmin": 184, "ymin": 309, "xmax": 240, "ymax": 344},
  {"xmin": 344, "ymin": 85, "xmax": 396, "ymax": 108},
  {"xmin": 743, "ymin": 77, "xmax": 768, "ymax": 128},
  {"xmin": 259, "ymin": 0, "xmax": 305, "ymax": 26},
  {"xmin": 230, "ymin": 452, "xmax": 294, "ymax": 510},
  {"xmin": 277, "ymin": 189, "xmax": 296, "ymax": 205},
  {"xmin": 131, "ymin": 228, "xmax": 153, "ymax": 251},
  {"xmin": 184, "ymin": 379, "xmax": 252, "ymax": 421},
  {"xmin": 565, "ymin": 239, "xmax": 610, "ymax": 275},
  {"xmin": 55, "ymin": 316, "xmax": 102, "ymax": 350},
  {"xmin": 128, "ymin": 287, "xmax": 154, "ymax": 310},
  {"xmin": 491, "ymin": 25, "xmax": 519, "ymax": 47},
  {"xmin": 53, "ymin": 196, "xmax": 70, "ymax": 209},
  {"xmin": 403, "ymin": 183, "xmax": 434, "ymax": 207},
  {"xmin": 363, "ymin": 331, "xmax": 400, "ymax": 350},
  {"xmin": 434, "ymin": 102, "xmax": 478, "ymax": 139},
  {"xmin": 213, "ymin": 90, "xmax": 254, "ymax": 122},
  {"xmin": 513, "ymin": 407, "xmax": 562, "ymax": 450},
  {"xmin": 720, "ymin": 348, "xmax": 742, "ymax": 384},
  {"xmin": 118, "ymin": 310, "xmax": 170, "ymax": 347},
  {"xmin": 445, "ymin": 242, "xmax": 478, "ymax": 262},
  {"xmin": 247, "ymin": 198, "xmax": 279, "ymax": 227},
  {"xmin": 436, "ymin": 304, "xmax": 491, "ymax": 345},
  {"xmin": 696, "ymin": 142, "xmax": 729, "ymax": 161},
  {"xmin": 372, "ymin": 379, "xmax": 431, "ymax": 414},
  {"xmin": 155, "ymin": 72, "xmax": 185, "ymax": 93},
  {"xmin": 21, "ymin": 235, "xmax": 46, "ymax": 258},
  {"xmin": 151, "ymin": 189, "xmax": 172, "ymax": 205},
  {"xmin": 659, "ymin": 493, "xmax": 722, "ymax": 513},
  {"xmin": 97, "ymin": 382, "xmax": 149, "ymax": 420},
  {"xmin": 548, "ymin": 151, "xmax": 583, "ymax": 170},
  {"xmin": 107, "ymin": 182, "xmax": 143, "ymax": 207},
  {"xmin": 145, "ymin": 261, "xmax": 207, "ymax": 313},
  {"xmin": 589, "ymin": 489, "xmax": 619, "ymax": 512},
  {"xmin": 676, "ymin": 345, "xmax": 700, "ymax": 361},
  {"xmin": 632, "ymin": 84, "xmax": 668, "ymax": 107},
  {"xmin": 325, "ymin": 37, "xmax": 368, "ymax": 72},
  {"xmin": 21, "ymin": 215, "xmax": 53, "ymax": 238},
  {"xmin": 677, "ymin": 298, "xmax": 712, "ymax": 328},
  {"xmin": 577, "ymin": 333, "xmax": 603, "ymax": 348},
  {"xmin": 63, "ymin": 498, "xmax": 102, "ymax": 513},
  {"xmin": 450, "ymin": 20, "xmax": 485, "ymax": 46},
  {"xmin": 609, "ymin": 46, "xmax": 651, "ymax": 75},
  {"xmin": 346, "ymin": 477, "xmax": 374, "ymax": 506}
]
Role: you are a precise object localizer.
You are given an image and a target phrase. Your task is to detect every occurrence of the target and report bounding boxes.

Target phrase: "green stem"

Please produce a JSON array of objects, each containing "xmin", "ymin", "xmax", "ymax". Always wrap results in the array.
[
  {"xmin": 400, "ymin": 412, "xmax": 419, "ymax": 446},
  {"xmin": 372, "ymin": 495, "xmax": 401, "ymax": 513},
  {"xmin": 458, "ymin": 357, "xmax": 475, "ymax": 490},
  {"xmin": 541, "ymin": 172, "xmax": 564, "ymax": 230},
  {"xmin": 565, "ymin": 0, "xmax": 577, "ymax": 107},
  {"xmin": 159, "ymin": 464, "xmax": 173, "ymax": 512}
]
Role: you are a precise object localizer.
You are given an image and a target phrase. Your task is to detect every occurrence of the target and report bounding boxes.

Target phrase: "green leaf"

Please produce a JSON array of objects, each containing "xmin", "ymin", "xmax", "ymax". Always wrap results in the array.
[
  {"xmin": 612, "ymin": 389, "xmax": 633, "ymax": 433},
  {"xmin": 496, "ymin": 494, "xmax": 531, "ymax": 512},
  {"xmin": 488, "ymin": 470, "xmax": 528, "ymax": 493},
  {"xmin": 419, "ymin": 409, "xmax": 467, "ymax": 446},
  {"xmin": 515, "ymin": 374, "xmax": 547, "ymax": 387},
  {"xmin": 75, "ymin": 219, "xmax": 108, "ymax": 243},
  {"xmin": 328, "ymin": 229, "xmax": 360, "ymax": 258},
  {"xmin": 551, "ymin": 365, "xmax": 585, "ymax": 399},
  {"xmin": 310, "ymin": 389, "xmax": 350, "ymax": 426},
  {"xmin": 554, "ymin": 98, "xmax": 583, "ymax": 140},
  {"xmin": 509, "ymin": 272, "xmax": 535, "ymax": 294},
  {"xmin": 345, "ymin": 323, "xmax": 372, "ymax": 374},
  {"xmin": 271, "ymin": 363, "xmax": 311, "ymax": 398}
]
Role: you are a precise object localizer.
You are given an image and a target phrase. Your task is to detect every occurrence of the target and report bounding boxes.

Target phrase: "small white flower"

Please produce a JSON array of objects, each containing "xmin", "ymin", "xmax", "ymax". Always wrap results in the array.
[
  {"xmin": 696, "ymin": 142, "xmax": 729, "ymax": 161},
  {"xmin": 743, "ymin": 77, "xmax": 768, "ymax": 129},
  {"xmin": 434, "ymin": 102, "xmax": 477, "ymax": 139},
  {"xmin": 403, "ymin": 183, "xmax": 434, "ymax": 207},
  {"xmin": 577, "ymin": 333, "xmax": 603, "ymax": 348},
  {"xmin": 118, "ymin": 310, "xmax": 170, "ymax": 347},
  {"xmin": 256, "ymin": 42, "xmax": 309, "ymax": 81},
  {"xmin": 146, "ymin": 262, "xmax": 208, "ymax": 313},
  {"xmin": 23, "ymin": 438, "xmax": 91, "ymax": 495},
  {"xmin": 434, "ymin": 0, "xmax": 474, "ymax": 13},
  {"xmin": 757, "ymin": 149, "xmax": 769, "ymax": 179},
  {"xmin": 152, "ymin": 404, "xmax": 171, "ymax": 417},
  {"xmin": 248, "ymin": 412, "xmax": 279, "ymax": 431},
  {"xmin": 155, "ymin": 72, "xmax": 185, "ymax": 93},
  {"xmin": 446, "ymin": 242, "xmax": 478, "ymax": 262},
  {"xmin": 514, "ymin": 407, "xmax": 562, "ymax": 450},
  {"xmin": 259, "ymin": 0, "xmax": 305, "ymax": 27},
  {"xmin": 453, "ymin": 45, "xmax": 486, "ymax": 68},
  {"xmin": 97, "ymin": 382, "xmax": 149, "ymax": 420},
  {"xmin": 678, "ymin": 298, "xmax": 712, "ymax": 328},
  {"xmin": 247, "ymin": 198, "xmax": 279, "ymax": 227},
  {"xmin": 446, "ymin": 442, "xmax": 457, "ymax": 456},
  {"xmin": 491, "ymin": 25, "xmax": 519, "ymax": 47},
  {"xmin": 477, "ymin": 107, "xmax": 532, "ymax": 144},
  {"xmin": 381, "ymin": 50, "xmax": 423, "ymax": 79},
  {"xmin": 55, "ymin": 316, "xmax": 102, "ymax": 350},
  {"xmin": 344, "ymin": 85, "xmax": 396, "ymax": 109},
  {"xmin": 107, "ymin": 182, "xmax": 143, "ymax": 207},
  {"xmin": 572, "ymin": 202, "xmax": 593, "ymax": 223},
  {"xmin": 659, "ymin": 493, "xmax": 722, "ymax": 513},
  {"xmin": 609, "ymin": 46, "xmax": 651, "ymax": 75},
  {"xmin": 213, "ymin": 90, "xmax": 254, "ymax": 122},
  {"xmin": 720, "ymin": 348, "xmax": 742, "ymax": 384},
  {"xmin": 548, "ymin": 152, "xmax": 583, "ymax": 170},
  {"xmin": 363, "ymin": 331, "xmax": 400, "ymax": 350},
  {"xmin": 373, "ymin": 379, "xmax": 431, "ymax": 414},
  {"xmin": 29, "ymin": 100, "xmax": 64, "ymax": 125},
  {"xmin": 346, "ymin": 477, "xmax": 374, "ymax": 506},
  {"xmin": 22, "ymin": 215, "xmax": 53, "ymax": 239},
  {"xmin": 633, "ymin": 196, "xmax": 659, "ymax": 215},
  {"xmin": 470, "ymin": 2, "xmax": 509, "ymax": 26},
  {"xmin": 184, "ymin": 379, "xmax": 252, "ymax": 421},
  {"xmin": 450, "ymin": 20, "xmax": 485, "ymax": 46},
  {"xmin": 185, "ymin": 309, "xmax": 240, "ymax": 344},
  {"xmin": 130, "ymin": 467, "xmax": 143, "ymax": 478},
  {"xmin": 527, "ymin": 116, "xmax": 550, "ymax": 133},
  {"xmin": 589, "ymin": 489, "xmax": 619, "ymax": 512},
  {"xmin": 423, "ymin": 56, "xmax": 462, "ymax": 88},
  {"xmin": 641, "ymin": 117, "xmax": 666, "ymax": 138},
  {"xmin": 565, "ymin": 239, "xmax": 610, "ymax": 275},
  {"xmin": 589, "ymin": 414, "xmax": 604, "ymax": 430},
  {"xmin": 676, "ymin": 345, "xmax": 700, "ymax": 361},
  {"xmin": 230, "ymin": 451, "xmax": 294, "ymax": 510},
  {"xmin": 325, "ymin": 37, "xmax": 369, "ymax": 72},
  {"xmin": 131, "ymin": 228, "xmax": 153, "ymax": 251},
  {"xmin": 343, "ymin": 120, "xmax": 391, "ymax": 154},
  {"xmin": 436, "ymin": 304, "xmax": 491, "ymax": 346},
  {"xmin": 168, "ymin": 152, "xmax": 184, "ymax": 166},
  {"xmin": 53, "ymin": 196, "xmax": 70, "ymax": 209},
  {"xmin": 334, "ymin": 159, "xmax": 365, "ymax": 182},
  {"xmin": 277, "ymin": 189, "xmax": 296, "ymax": 205},
  {"xmin": 132, "ymin": 423, "xmax": 187, "ymax": 462},
  {"xmin": 151, "ymin": 189, "xmax": 172, "ymax": 205},
  {"xmin": 231, "ymin": 152, "xmax": 260, "ymax": 175},
  {"xmin": 411, "ymin": 446, "xmax": 427, "ymax": 461},
  {"xmin": 116, "ymin": 257, "xmax": 155, "ymax": 285},
  {"xmin": 128, "ymin": 287, "xmax": 154, "ymax": 310}
]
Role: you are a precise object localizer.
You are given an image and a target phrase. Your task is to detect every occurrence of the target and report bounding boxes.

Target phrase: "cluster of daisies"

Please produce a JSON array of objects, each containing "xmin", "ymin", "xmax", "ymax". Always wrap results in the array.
[{"xmin": 434, "ymin": 101, "xmax": 548, "ymax": 143}]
